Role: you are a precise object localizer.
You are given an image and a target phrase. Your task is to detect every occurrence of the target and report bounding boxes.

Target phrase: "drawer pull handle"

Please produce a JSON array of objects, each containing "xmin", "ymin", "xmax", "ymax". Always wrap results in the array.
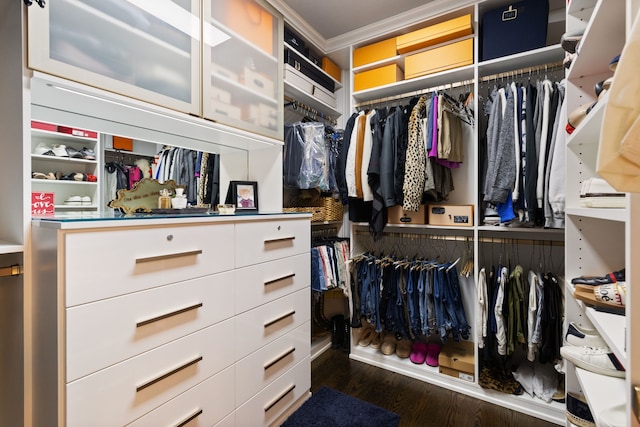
[
  {"xmin": 264, "ymin": 236, "xmax": 295, "ymax": 245},
  {"xmin": 136, "ymin": 302, "xmax": 203, "ymax": 328},
  {"xmin": 135, "ymin": 249, "xmax": 203, "ymax": 264},
  {"xmin": 264, "ymin": 384, "xmax": 296, "ymax": 412},
  {"xmin": 175, "ymin": 409, "xmax": 203, "ymax": 427},
  {"xmin": 264, "ymin": 310, "xmax": 295, "ymax": 328},
  {"xmin": 136, "ymin": 356, "xmax": 203, "ymax": 392},
  {"xmin": 264, "ymin": 273, "xmax": 296, "ymax": 286},
  {"xmin": 264, "ymin": 347, "xmax": 296, "ymax": 370}
]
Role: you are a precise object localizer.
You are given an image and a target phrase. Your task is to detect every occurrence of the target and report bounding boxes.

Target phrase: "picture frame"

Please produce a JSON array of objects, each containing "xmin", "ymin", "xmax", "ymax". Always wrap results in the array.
[{"xmin": 225, "ymin": 180, "xmax": 259, "ymax": 212}]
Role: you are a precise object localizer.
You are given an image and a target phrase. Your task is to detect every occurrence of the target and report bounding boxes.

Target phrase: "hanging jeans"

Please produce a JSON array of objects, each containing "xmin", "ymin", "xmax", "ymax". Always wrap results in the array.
[
  {"xmin": 359, "ymin": 260, "xmax": 382, "ymax": 332},
  {"xmin": 444, "ymin": 264, "xmax": 471, "ymax": 342},
  {"xmin": 310, "ymin": 248, "xmax": 326, "ymax": 291}
]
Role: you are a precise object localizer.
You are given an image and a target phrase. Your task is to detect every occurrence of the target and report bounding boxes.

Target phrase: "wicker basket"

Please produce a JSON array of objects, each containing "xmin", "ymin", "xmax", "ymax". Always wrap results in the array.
[
  {"xmin": 321, "ymin": 197, "xmax": 344, "ymax": 222},
  {"xmin": 283, "ymin": 206, "xmax": 324, "ymax": 222}
]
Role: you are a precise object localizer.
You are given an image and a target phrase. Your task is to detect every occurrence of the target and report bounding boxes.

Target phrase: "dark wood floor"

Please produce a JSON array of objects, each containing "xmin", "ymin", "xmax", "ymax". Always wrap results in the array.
[{"xmin": 311, "ymin": 348, "xmax": 559, "ymax": 427}]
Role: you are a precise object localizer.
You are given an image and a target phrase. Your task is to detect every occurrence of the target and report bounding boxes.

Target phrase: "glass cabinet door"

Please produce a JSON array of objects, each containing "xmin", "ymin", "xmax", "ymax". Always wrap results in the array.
[
  {"xmin": 28, "ymin": 0, "xmax": 201, "ymax": 115},
  {"xmin": 203, "ymin": 0, "xmax": 284, "ymax": 140}
]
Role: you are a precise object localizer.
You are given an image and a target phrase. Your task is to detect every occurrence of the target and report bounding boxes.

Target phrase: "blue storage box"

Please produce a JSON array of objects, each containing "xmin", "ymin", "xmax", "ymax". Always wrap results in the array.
[{"xmin": 481, "ymin": 0, "xmax": 549, "ymax": 61}]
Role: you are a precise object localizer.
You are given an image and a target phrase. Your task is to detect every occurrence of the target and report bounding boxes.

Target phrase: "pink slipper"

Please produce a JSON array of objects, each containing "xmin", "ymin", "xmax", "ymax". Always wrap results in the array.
[
  {"xmin": 409, "ymin": 342, "xmax": 428, "ymax": 364},
  {"xmin": 425, "ymin": 342, "xmax": 443, "ymax": 367}
]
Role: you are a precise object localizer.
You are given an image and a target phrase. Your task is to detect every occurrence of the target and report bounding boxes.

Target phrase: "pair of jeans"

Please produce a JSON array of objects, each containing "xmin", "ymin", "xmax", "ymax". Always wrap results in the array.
[{"xmin": 358, "ymin": 259, "xmax": 381, "ymax": 332}]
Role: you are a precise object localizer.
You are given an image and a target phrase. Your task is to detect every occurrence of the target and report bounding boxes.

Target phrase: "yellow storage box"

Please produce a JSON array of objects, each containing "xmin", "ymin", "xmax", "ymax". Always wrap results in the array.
[
  {"xmin": 354, "ymin": 64, "xmax": 404, "ymax": 92},
  {"xmin": 353, "ymin": 37, "xmax": 398, "ymax": 67},
  {"xmin": 322, "ymin": 57, "xmax": 342, "ymax": 82},
  {"xmin": 404, "ymin": 38, "xmax": 473, "ymax": 80},
  {"xmin": 396, "ymin": 14, "xmax": 473, "ymax": 54}
]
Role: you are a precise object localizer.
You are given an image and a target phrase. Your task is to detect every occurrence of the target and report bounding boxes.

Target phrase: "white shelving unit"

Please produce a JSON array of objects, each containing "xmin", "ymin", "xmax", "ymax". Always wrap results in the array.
[
  {"xmin": 30, "ymin": 124, "xmax": 101, "ymax": 212},
  {"xmin": 564, "ymin": 1, "xmax": 639, "ymax": 426}
]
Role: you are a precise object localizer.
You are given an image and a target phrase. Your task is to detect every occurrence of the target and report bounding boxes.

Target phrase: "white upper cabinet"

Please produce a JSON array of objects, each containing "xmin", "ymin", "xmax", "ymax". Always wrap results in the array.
[
  {"xmin": 203, "ymin": 0, "xmax": 284, "ymax": 140},
  {"xmin": 27, "ymin": 0, "xmax": 202, "ymax": 116}
]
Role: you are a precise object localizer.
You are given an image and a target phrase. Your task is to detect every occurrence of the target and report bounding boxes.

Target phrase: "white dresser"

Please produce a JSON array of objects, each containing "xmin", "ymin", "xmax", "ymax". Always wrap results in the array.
[{"xmin": 31, "ymin": 214, "xmax": 310, "ymax": 427}]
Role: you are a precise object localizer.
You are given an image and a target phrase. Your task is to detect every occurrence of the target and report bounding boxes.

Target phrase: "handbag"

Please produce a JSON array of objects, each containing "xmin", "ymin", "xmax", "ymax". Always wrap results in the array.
[{"xmin": 597, "ymin": 12, "xmax": 640, "ymax": 191}]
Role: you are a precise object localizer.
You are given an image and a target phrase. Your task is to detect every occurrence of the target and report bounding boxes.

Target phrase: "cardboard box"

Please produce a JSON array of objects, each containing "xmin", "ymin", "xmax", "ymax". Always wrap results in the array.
[
  {"xmin": 427, "ymin": 204, "xmax": 474, "ymax": 227},
  {"xmin": 353, "ymin": 37, "xmax": 398, "ymax": 67},
  {"xmin": 404, "ymin": 38, "xmax": 473, "ymax": 80},
  {"xmin": 387, "ymin": 205, "xmax": 426, "ymax": 225},
  {"xmin": 113, "ymin": 136, "xmax": 133, "ymax": 151},
  {"xmin": 57, "ymin": 126, "xmax": 98, "ymax": 139},
  {"xmin": 322, "ymin": 57, "xmax": 341, "ymax": 83},
  {"xmin": 396, "ymin": 14, "xmax": 473, "ymax": 54},
  {"xmin": 438, "ymin": 339, "xmax": 475, "ymax": 382},
  {"xmin": 243, "ymin": 67, "xmax": 275, "ymax": 98},
  {"xmin": 31, "ymin": 120, "xmax": 57, "ymax": 132},
  {"xmin": 284, "ymin": 64, "xmax": 337, "ymax": 108},
  {"xmin": 354, "ymin": 64, "xmax": 404, "ymax": 92}
]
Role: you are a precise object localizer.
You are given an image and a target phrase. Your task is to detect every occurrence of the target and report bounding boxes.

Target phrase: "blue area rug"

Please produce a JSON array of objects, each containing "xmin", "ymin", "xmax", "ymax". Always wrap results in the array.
[{"xmin": 280, "ymin": 386, "xmax": 400, "ymax": 427}]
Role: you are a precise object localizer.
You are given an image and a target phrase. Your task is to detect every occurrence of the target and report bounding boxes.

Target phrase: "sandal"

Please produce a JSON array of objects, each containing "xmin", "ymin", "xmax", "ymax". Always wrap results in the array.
[{"xmin": 571, "ymin": 268, "xmax": 625, "ymax": 285}]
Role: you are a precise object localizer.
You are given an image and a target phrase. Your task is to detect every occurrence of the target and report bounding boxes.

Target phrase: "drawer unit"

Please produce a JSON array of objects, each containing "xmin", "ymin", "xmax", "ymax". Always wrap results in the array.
[
  {"xmin": 64, "ymin": 223, "xmax": 235, "ymax": 306},
  {"xmin": 235, "ymin": 322, "xmax": 310, "ymax": 405},
  {"xmin": 235, "ymin": 288, "xmax": 310, "ymax": 359},
  {"xmin": 66, "ymin": 320, "xmax": 235, "ymax": 427},
  {"xmin": 284, "ymin": 64, "xmax": 337, "ymax": 108},
  {"xmin": 235, "ymin": 252, "xmax": 309, "ymax": 314},
  {"xmin": 235, "ymin": 357, "xmax": 311, "ymax": 427},
  {"xmin": 235, "ymin": 218, "xmax": 310, "ymax": 267},
  {"xmin": 66, "ymin": 271, "xmax": 235, "ymax": 382},
  {"xmin": 127, "ymin": 366, "xmax": 235, "ymax": 427}
]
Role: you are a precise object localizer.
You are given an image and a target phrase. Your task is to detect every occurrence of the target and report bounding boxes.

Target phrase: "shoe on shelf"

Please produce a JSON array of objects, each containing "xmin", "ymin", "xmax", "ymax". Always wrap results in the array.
[
  {"xmin": 560, "ymin": 345, "xmax": 625, "ymax": 378},
  {"xmin": 566, "ymin": 392, "xmax": 595, "ymax": 427},
  {"xmin": 65, "ymin": 146, "xmax": 84, "ymax": 159},
  {"xmin": 565, "ymin": 323, "xmax": 607, "ymax": 349},
  {"xmin": 34, "ymin": 143, "xmax": 55, "ymax": 156},
  {"xmin": 357, "ymin": 324, "xmax": 375, "ymax": 347},
  {"xmin": 52, "ymin": 144, "xmax": 68, "ymax": 157},
  {"xmin": 425, "ymin": 342, "xmax": 443, "ymax": 367},
  {"xmin": 370, "ymin": 332, "xmax": 382, "ymax": 350},
  {"xmin": 609, "ymin": 54, "xmax": 620, "ymax": 72},
  {"xmin": 395, "ymin": 337, "xmax": 412, "ymax": 359},
  {"xmin": 64, "ymin": 196, "xmax": 83, "ymax": 206},
  {"xmin": 409, "ymin": 341, "xmax": 428, "ymax": 364},
  {"xmin": 571, "ymin": 268, "xmax": 625, "ymax": 285},
  {"xmin": 80, "ymin": 147, "xmax": 96, "ymax": 160},
  {"xmin": 380, "ymin": 333, "xmax": 397, "ymax": 356},
  {"xmin": 573, "ymin": 282, "xmax": 626, "ymax": 313},
  {"xmin": 561, "ymin": 32, "xmax": 583, "ymax": 54},
  {"xmin": 81, "ymin": 196, "xmax": 92, "ymax": 206},
  {"xmin": 566, "ymin": 101, "xmax": 597, "ymax": 134}
]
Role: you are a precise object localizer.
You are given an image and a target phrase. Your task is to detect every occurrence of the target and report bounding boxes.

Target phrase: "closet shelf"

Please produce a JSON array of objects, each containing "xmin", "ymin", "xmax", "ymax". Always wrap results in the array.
[
  {"xmin": 477, "ymin": 226, "xmax": 565, "ymax": 241},
  {"xmin": 565, "ymin": 207, "xmax": 627, "ymax": 222},
  {"xmin": 566, "ymin": 91, "xmax": 608, "ymax": 150},
  {"xmin": 284, "ymin": 79, "xmax": 341, "ymax": 116},
  {"xmin": 575, "ymin": 367, "xmax": 626, "ymax": 426},
  {"xmin": 567, "ymin": 0, "xmax": 624, "ymax": 78},
  {"xmin": 0, "ymin": 241, "xmax": 23, "ymax": 255},
  {"xmin": 477, "ymin": 44, "xmax": 565, "ymax": 77},
  {"xmin": 585, "ymin": 306, "xmax": 627, "ymax": 366}
]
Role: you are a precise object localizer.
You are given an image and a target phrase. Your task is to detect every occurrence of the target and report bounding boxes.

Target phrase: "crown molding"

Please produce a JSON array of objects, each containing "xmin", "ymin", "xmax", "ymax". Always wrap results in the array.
[
  {"xmin": 265, "ymin": 0, "xmax": 330, "ymax": 52},
  {"xmin": 325, "ymin": 0, "xmax": 478, "ymax": 53}
]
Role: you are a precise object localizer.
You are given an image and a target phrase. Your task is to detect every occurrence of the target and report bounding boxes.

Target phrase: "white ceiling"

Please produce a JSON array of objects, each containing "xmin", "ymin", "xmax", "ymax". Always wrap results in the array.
[{"xmin": 281, "ymin": 0, "xmax": 434, "ymax": 40}]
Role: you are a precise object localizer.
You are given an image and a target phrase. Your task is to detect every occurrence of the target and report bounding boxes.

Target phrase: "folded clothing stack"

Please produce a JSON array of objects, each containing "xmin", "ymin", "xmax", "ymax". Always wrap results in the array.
[{"xmin": 580, "ymin": 178, "xmax": 625, "ymax": 208}]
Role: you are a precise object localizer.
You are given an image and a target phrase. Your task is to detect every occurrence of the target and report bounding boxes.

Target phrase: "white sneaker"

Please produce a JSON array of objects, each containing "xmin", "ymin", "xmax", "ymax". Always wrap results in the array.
[
  {"xmin": 565, "ymin": 322, "xmax": 607, "ymax": 349},
  {"xmin": 560, "ymin": 345, "xmax": 625, "ymax": 378},
  {"xmin": 52, "ymin": 144, "xmax": 68, "ymax": 157},
  {"xmin": 34, "ymin": 143, "xmax": 55, "ymax": 156},
  {"xmin": 64, "ymin": 196, "xmax": 82, "ymax": 206},
  {"xmin": 81, "ymin": 196, "xmax": 92, "ymax": 206}
]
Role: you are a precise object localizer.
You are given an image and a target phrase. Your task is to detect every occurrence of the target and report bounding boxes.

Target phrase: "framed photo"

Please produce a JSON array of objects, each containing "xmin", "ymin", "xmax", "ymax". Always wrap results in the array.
[{"xmin": 226, "ymin": 181, "xmax": 258, "ymax": 212}]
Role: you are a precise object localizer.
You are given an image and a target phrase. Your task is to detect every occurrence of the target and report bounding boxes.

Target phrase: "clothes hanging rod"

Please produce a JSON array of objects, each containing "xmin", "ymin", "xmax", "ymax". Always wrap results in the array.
[
  {"xmin": 353, "ymin": 229, "xmax": 564, "ymax": 245},
  {"xmin": 0, "ymin": 264, "xmax": 22, "ymax": 278},
  {"xmin": 354, "ymin": 79, "xmax": 474, "ymax": 109},
  {"xmin": 284, "ymin": 95, "xmax": 338, "ymax": 126},
  {"xmin": 478, "ymin": 60, "xmax": 565, "ymax": 83}
]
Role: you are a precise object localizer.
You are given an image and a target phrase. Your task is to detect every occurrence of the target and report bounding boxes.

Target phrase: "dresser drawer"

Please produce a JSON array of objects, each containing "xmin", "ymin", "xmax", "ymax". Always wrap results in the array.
[
  {"xmin": 235, "ymin": 288, "xmax": 310, "ymax": 359},
  {"xmin": 64, "ymin": 223, "xmax": 235, "ymax": 306},
  {"xmin": 66, "ymin": 320, "xmax": 235, "ymax": 427},
  {"xmin": 236, "ymin": 321, "xmax": 310, "ymax": 405},
  {"xmin": 66, "ymin": 271, "xmax": 235, "ymax": 382},
  {"xmin": 235, "ymin": 357, "xmax": 310, "ymax": 427},
  {"xmin": 127, "ymin": 365, "xmax": 235, "ymax": 427},
  {"xmin": 235, "ymin": 219, "xmax": 310, "ymax": 267},
  {"xmin": 235, "ymin": 252, "xmax": 309, "ymax": 314}
]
